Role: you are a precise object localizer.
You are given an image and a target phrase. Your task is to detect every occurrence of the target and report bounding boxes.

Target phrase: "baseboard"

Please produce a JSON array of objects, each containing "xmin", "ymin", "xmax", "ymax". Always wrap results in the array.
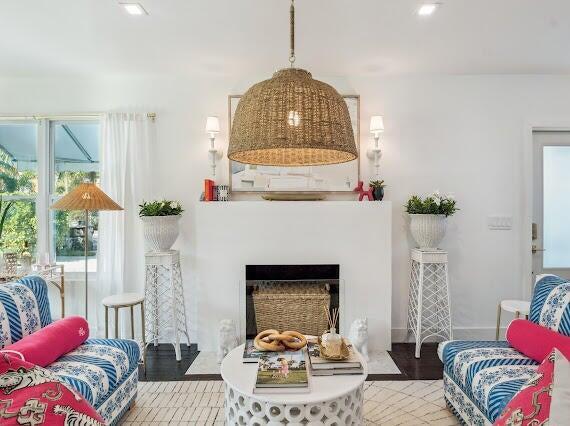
[{"xmin": 392, "ymin": 327, "xmax": 507, "ymax": 343}]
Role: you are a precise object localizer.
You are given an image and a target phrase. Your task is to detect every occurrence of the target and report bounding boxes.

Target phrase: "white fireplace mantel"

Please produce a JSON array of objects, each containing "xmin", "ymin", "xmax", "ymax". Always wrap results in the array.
[{"xmin": 194, "ymin": 201, "xmax": 392, "ymax": 352}]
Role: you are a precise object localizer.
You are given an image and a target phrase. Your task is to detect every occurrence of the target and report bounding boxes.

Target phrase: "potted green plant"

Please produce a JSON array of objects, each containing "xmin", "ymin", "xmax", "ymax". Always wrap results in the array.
[
  {"xmin": 139, "ymin": 200, "xmax": 184, "ymax": 252},
  {"xmin": 369, "ymin": 180, "xmax": 386, "ymax": 201},
  {"xmin": 405, "ymin": 191, "xmax": 458, "ymax": 250}
]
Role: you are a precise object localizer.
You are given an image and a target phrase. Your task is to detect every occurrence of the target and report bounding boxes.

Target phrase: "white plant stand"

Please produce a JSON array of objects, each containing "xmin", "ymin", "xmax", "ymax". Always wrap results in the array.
[
  {"xmin": 221, "ymin": 344, "xmax": 366, "ymax": 425},
  {"xmin": 407, "ymin": 248, "xmax": 453, "ymax": 358},
  {"xmin": 144, "ymin": 250, "xmax": 190, "ymax": 361}
]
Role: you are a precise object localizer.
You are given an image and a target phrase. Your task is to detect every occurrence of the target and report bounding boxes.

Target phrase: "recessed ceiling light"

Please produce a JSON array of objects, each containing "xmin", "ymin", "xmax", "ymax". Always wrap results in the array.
[
  {"xmin": 417, "ymin": 3, "xmax": 440, "ymax": 16},
  {"xmin": 121, "ymin": 3, "xmax": 148, "ymax": 15}
]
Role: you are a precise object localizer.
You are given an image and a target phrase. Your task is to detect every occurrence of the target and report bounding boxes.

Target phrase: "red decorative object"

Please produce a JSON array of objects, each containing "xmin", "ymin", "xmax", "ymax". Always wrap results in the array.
[
  {"xmin": 204, "ymin": 179, "xmax": 214, "ymax": 201},
  {"xmin": 354, "ymin": 181, "xmax": 373, "ymax": 201}
]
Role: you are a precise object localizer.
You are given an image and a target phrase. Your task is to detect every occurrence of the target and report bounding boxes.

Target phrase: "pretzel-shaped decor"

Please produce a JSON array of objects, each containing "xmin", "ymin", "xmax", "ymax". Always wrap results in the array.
[{"xmin": 253, "ymin": 329, "xmax": 307, "ymax": 352}]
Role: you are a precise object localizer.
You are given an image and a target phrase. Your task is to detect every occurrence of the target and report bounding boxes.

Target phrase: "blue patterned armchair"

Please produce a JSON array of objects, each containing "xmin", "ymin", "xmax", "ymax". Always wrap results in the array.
[
  {"xmin": 439, "ymin": 275, "xmax": 570, "ymax": 425},
  {"xmin": 0, "ymin": 276, "xmax": 140, "ymax": 425}
]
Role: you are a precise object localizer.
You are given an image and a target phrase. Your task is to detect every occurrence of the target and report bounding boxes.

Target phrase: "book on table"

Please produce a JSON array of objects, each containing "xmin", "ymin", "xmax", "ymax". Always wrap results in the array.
[
  {"xmin": 242, "ymin": 339, "xmax": 264, "ymax": 363},
  {"xmin": 254, "ymin": 350, "xmax": 310, "ymax": 394},
  {"xmin": 307, "ymin": 341, "xmax": 364, "ymax": 375}
]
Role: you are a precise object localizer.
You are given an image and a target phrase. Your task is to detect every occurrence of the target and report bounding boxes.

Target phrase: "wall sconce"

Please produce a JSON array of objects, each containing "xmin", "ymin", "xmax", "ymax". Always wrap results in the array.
[
  {"xmin": 205, "ymin": 116, "xmax": 222, "ymax": 177},
  {"xmin": 366, "ymin": 115, "xmax": 384, "ymax": 178}
]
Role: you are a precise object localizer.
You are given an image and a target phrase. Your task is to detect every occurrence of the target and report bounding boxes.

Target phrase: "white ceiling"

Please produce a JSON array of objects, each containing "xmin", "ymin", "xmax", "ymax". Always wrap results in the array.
[{"xmin": 1, "ymin": 0, "xmax": 570, "ymax": 77}]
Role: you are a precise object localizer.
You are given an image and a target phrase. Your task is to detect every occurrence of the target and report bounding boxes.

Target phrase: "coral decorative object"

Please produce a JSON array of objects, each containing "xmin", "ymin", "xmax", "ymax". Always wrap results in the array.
[{"xmin": 354, "ymin": 181, "xmax": 373, "ymax": 201}]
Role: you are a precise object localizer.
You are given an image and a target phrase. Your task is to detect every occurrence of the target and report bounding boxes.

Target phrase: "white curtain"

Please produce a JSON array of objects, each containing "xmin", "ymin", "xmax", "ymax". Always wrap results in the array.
[{"xmin": 95, "ymin": 112, "xmax": 154, "ymax": 336}]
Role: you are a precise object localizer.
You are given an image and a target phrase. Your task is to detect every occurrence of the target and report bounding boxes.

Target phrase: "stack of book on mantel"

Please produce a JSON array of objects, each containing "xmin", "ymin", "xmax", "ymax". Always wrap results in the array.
[
  {"xmin": 254, "ymin": 350, "xmax": 310, "ymax": 394},
  {"xmin": 307, "ymin": 342, "xmax": 364, "ymax": 376}
]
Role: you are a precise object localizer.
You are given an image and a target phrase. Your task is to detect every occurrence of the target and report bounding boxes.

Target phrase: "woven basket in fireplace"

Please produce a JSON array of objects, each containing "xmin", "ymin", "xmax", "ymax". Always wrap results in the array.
[{"xmin": 252, "ymin": 282, "xmax": 330, "ymax": 336}]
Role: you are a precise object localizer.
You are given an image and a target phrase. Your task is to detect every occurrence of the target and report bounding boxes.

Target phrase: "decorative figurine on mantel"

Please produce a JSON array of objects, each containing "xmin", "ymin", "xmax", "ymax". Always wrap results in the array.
[
  {"xmin": 217, "ymin": 319, "xmax": 238, "ymax": 363},
  {"xmin": 349, "ymin": 318, "xmax": 369, "ymax": 361},
  {"xmin": 353, "ymin": 181, "xmax": 373, "ymax": 201}
]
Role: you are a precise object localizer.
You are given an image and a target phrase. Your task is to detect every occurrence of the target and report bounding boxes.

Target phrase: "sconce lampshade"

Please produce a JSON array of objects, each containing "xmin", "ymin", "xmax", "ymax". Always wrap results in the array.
[
  {"xmin": 370, "ymin": 116, "xmax": 385, "ymax": 134},
  {"xmin": 205, "ymin": 116, "xmax": 220, "ymax": 134}
]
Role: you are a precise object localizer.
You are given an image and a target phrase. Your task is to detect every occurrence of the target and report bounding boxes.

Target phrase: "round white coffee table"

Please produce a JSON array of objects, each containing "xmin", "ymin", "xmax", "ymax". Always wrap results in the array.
[{"xmin": 221, "ymin": 344, "xmax": 367, "ymax": 425}]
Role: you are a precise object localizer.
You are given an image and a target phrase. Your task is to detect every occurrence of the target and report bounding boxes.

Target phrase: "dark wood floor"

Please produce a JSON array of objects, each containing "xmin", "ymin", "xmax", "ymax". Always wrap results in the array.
[
  {"xmin": 140, "ymin": 344, "xmax": 200, "ymax": 381},
  {"xmin": 387, "ymin": 343, "xmax": 443, "ymax": 380},
  {"xmin": 139, "ymin": 342, "xmax": 443, "ymax": 382}
]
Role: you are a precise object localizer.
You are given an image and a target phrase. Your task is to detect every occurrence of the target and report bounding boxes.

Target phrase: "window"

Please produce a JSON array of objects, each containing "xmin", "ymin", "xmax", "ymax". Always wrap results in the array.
[
  {"xmin": 50, "ymin": 121, "xmax": 100, "ymax": 273},
  {"xmin": 543, "ymin": 145, "xmax": 570, "ymax": 268},
  {"xmin": 0, "ymin": 122, "xmax": 39, "ymax": 258},
  {"xmin": 0, "ymin": 117, "xmax": 100, "ymax": 275}
]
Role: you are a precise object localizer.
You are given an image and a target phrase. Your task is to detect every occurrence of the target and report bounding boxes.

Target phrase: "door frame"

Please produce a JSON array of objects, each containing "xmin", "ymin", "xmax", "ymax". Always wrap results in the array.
[{"xmin": 522, "ymin": 120, "xmax": 570, "ymax": 299}]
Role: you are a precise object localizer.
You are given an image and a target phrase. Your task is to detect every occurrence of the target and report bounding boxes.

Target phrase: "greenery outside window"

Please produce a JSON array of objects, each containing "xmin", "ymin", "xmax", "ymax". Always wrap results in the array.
[{"xmin": 0, "ymin": 122, "xmax": 39, "ymax": 258}]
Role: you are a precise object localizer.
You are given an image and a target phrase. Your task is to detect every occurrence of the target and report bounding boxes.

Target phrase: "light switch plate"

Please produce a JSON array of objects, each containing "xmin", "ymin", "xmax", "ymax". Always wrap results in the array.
[{"xmin": 487, "ymin": 216, "xmax": 513, "ymax": 230}]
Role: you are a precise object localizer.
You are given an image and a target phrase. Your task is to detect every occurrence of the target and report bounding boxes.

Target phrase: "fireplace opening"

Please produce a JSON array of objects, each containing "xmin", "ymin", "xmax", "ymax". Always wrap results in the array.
[{"xmin": 245, "ymin": 264, "xmax": 340, "ymax": 338}]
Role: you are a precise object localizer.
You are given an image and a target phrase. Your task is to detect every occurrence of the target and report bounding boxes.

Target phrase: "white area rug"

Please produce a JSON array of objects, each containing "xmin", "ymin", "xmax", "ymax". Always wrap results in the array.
[
  {"xmin": 123, "ymin": 380, "xmax": 459, "ymax": 425},
  {"xmin": 186, "ymin": 350, "xmax": 401, "ymax": 375}
]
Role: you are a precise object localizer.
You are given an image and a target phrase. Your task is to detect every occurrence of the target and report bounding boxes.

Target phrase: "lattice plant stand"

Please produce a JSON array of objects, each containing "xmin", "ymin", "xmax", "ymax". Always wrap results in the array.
[
  {"xmin": 407, "ymin": 249, "xmax": 453, "ymax": 358},
  {"xmin": 224, "ymin": 383, "xmax": 364, "ymax": 425},
  {"xmin": 144, "ymin": 250, "xmax": 191, "ymax": 362}
]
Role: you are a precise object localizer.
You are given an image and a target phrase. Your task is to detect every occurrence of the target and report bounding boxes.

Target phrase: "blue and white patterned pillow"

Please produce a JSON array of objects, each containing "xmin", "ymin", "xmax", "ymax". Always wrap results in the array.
[
  {"xmin": 0, "ymin": 276, "xmax": 52, "ymax": 348},
  {"xmin": 530, "ymin": 275, "xmax": 570, "ymax": 336}
]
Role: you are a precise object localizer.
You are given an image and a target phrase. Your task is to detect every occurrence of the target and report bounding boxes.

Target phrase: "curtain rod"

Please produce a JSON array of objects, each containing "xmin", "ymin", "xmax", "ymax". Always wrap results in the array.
[{"xmin": 0, "ymin": 113, "xmax": 157, "ymax": 121}]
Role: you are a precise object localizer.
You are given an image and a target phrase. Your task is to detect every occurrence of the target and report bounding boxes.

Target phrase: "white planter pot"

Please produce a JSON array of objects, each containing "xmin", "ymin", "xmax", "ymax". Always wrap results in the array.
[
  {"xmin": 141, "ymin": 215, "xmax": 181, "ymax": 252},
  {"xmin": 409, "ymin": 214, "xmax": 447, "ymax": 250}
]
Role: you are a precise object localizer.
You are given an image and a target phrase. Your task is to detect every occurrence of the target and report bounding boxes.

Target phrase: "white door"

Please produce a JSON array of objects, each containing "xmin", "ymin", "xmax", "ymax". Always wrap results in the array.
[{"xmin": 532, "ymin": 131, "xmax": 570, "ymax": 282}]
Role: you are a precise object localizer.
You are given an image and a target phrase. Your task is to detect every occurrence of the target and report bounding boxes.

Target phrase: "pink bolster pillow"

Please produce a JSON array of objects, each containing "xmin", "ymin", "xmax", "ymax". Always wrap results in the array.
[
  {"xmin": 3, "ymin": 316, "xmax": 89, "ymax": 367},
  {"xmin": 506, "ymin": 319, "xmax": 570, "ymax": 362}
]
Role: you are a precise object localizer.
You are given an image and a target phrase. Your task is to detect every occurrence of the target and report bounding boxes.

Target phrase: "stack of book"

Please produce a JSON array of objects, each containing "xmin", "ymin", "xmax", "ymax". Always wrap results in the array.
[
  {"xmin": 242, "ymin": 339, "xmax": 264, "ymax": 363},
  {"xmin": 253, "ymin": 350, "xmax": 310, "ymax": 394},
  {"xmin": 307, "ymin": 342, "xmax": 364, "ymax": 376}
]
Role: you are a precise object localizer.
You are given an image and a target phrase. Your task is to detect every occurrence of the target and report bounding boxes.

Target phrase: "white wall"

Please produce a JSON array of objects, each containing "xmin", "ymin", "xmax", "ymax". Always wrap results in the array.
[{"xmin": 2, "ymin": 74, "xmax": 570, "ymax": 341}]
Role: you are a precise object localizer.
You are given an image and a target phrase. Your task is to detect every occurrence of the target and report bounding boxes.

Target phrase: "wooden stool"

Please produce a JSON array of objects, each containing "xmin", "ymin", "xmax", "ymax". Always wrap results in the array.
[
  {"xmin": 496, "ymin": 300, "xmax": 530, "ymax": 340},
  {"xmin": 102, "ymin": 293, "xmax": 145, "ymax": 342}
]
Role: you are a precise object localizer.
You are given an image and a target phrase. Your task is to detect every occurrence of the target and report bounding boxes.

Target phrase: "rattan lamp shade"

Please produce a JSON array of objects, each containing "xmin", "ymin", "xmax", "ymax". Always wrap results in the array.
[
  {"xmin": 51, "ymin": 183, "xmax": 123, "ymax": 211},
  {"xmin": 228, "ymin": 68, "xmax": 357, "ymax": 166}
]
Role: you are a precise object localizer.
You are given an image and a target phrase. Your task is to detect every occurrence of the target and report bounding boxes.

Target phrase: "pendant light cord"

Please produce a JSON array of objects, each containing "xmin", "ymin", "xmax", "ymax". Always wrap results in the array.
[{"xmin": 289, "ymin": 0, "xmax": 295, "ymax": 66}]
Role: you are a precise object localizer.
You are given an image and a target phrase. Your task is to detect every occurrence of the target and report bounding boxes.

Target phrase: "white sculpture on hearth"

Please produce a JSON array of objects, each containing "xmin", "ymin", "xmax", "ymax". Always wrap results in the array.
[
  {"xmin": 349, "ymin": 318, "xmax": 369, "ymax": 361},
  {"xmin": 218, "ymin": 319, "xmax": 238, "ymax": 364}
]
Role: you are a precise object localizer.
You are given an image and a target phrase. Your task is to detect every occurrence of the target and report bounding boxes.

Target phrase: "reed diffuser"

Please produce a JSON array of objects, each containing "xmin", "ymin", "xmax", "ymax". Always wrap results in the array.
[{"xmin": 321, "ymin": 307, "xmax": 342, "ymax": 357}]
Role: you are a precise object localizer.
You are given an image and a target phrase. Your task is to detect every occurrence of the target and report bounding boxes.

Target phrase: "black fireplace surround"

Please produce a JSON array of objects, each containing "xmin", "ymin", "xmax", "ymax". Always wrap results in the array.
[{"xmin": 245, "ymin": 264, "xmax": 340, "ymax": 339}]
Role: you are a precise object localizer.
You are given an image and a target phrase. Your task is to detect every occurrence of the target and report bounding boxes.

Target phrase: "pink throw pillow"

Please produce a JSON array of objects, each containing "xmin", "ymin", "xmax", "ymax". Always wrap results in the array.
[
  {"xmin": 0, "ymin": 353, "xmax": 104, "ymax": 425},
  {"xmin": 3, "ymin": 316, "xmax": 89, "ymax": 367},
  {"xmin": 506, "ymin": 319, "xmax": 570, "ymax": 362},
  {"xmin": 494, "ymin": 349, "xmax": 566, "ymax": 425}
]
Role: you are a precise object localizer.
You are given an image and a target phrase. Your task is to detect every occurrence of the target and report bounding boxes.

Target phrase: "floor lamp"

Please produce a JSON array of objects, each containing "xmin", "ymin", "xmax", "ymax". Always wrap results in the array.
[{"xmin": 51, "ymin": 182, "xmax": 123, "ymax": 320}]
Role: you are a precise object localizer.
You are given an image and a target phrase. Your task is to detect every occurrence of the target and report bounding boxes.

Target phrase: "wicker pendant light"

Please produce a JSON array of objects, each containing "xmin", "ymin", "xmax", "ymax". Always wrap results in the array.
[{"xmin": 228, "ymin": 0, "xmax": 357, "ymax": 166}]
